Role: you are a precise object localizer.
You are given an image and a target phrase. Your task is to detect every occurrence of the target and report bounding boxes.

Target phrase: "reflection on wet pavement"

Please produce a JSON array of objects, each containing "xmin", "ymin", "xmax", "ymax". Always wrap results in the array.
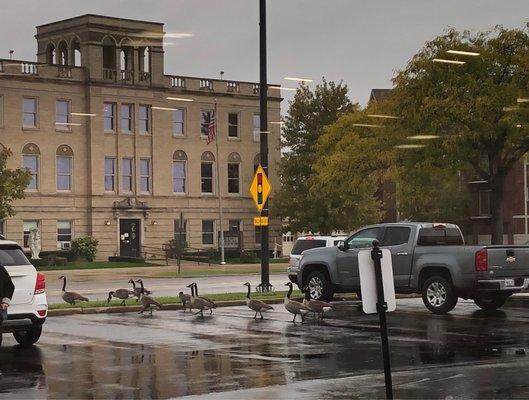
[{"xmin": 2, "ymin": 298, "xmax": 529, "ymax": 399}]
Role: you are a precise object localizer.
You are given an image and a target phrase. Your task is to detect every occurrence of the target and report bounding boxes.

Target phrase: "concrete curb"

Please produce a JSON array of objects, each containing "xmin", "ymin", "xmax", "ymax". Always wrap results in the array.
[{"xmin": 46, "ymin": 293, "xmax": 421, "ymax": 317}]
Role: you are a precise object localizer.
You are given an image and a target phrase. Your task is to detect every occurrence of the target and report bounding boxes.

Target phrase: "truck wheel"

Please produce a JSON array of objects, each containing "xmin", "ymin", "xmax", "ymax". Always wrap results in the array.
[
  {"xmin": 13, "ymin": 325, "xmax": 42, "ymax": 347},
  {"xmin": 421, "ymin": 276, "xmax": 458, "ymax": 314},
  {"xmin": 474, "ymin": 294, "xmax": 509, "ymax": 311},
  {"xmin": 306, "ymin": 270, "xmax": 333, "ymax": 302}
]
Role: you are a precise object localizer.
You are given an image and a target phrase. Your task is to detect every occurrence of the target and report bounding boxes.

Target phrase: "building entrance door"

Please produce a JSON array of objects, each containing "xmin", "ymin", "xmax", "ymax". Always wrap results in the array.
[{"xmin": 119, "ymin": 219, "xmax": 141, "ymax": 257}]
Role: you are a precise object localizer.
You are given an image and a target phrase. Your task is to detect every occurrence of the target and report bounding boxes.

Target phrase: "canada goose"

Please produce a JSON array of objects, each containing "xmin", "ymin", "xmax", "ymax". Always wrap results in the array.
[
  {"xmin": 58, "ymin": 276, "xmax": 89, "ymax": 305},
  {"xmin": 178, "ymin": 291, "xmax": 192, "ymax": 312},
  {"xmin": 193, "ymin": 283, "xmax": 216, "ymax": 315},
  {"xmin": 284, "ymin": 282, "xmax": 311, "ymax": 323},
  {"xmin": 135, "ymin": 279, "xmax": 152, "ymax": 295},
  {"xmin": 303, "ymin": 287, "xmax": 333, "ymax": 320},
  {"xmin": 243, "ymin": 282, "xmax": 273, "ymax": 319},
  {"xmin": 138, "ymin": 287, "xmax": 162, "ymax": 316},
  {"xmin": 107, "ymin": 289, "xmax": 135, "ymax": 306},
  {"xmin": 186, "ymin": 283, "xmax": 215, "ymax": 317},
  {"xmin": 129, "ymin": 279, "xmax": 142, "ymax": 301}
]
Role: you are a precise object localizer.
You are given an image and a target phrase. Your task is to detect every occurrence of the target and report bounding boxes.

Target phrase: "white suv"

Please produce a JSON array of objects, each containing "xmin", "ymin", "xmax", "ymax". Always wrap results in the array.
[
  {"xmin": 287, "ymin": 235, "xmax": 346, "ymax": 284},
  {"xmin": 0, "ymin": 238, "xmax": 47, "ymax": 346}
]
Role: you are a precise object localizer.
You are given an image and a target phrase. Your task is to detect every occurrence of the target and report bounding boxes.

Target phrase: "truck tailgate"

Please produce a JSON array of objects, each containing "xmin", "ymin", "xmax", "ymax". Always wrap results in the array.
[{"xmin": 486, "ymin": 246, "xmax": 529, "ymax": 278}]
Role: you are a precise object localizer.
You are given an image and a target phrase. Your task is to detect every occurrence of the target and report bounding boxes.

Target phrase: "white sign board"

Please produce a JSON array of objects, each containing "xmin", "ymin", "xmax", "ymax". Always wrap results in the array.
[{"xmin": 358, "ymin": 248, "xmax": 396, "ymax": 314}]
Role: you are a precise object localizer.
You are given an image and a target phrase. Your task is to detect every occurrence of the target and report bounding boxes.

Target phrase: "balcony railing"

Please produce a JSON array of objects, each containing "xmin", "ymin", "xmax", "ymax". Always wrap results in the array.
[
  {"xmin": 120, "ymin": 69, "xmax": 133, "ymax": 83},
  {"xmin": 253, "ymin": 83, "xmax": 260, "ymax": 94},
  {"xmin": 139, "ymin": 72, "xmax": 151, "ymax": 84},
  {"xmin": 103, "ymin": 68, "xmax": 116, "ymax": 81},
  {"xmin": 171, "ymin": 76, "xmax": 186, "ymax": 88},
  {"xmin": 226, "ymin": 81, "xmax": 240, "ymax": 92},
  {"xmin": 57, "ymin": 66, "xmax": 72, "ymax": 78},
  {"xmin": 21, "ymin": 63, "xmax": 38, "ymax": 75},
  {"xmin": 199, "ymin": 79, "xmax": 213, "ymax": 90}
]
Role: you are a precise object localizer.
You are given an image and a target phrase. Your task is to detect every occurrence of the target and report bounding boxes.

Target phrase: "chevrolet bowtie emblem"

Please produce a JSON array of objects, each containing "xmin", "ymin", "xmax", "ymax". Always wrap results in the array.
[{"xmin": 506, "ymin": 256, "xmax": 516, "ymax": 263}]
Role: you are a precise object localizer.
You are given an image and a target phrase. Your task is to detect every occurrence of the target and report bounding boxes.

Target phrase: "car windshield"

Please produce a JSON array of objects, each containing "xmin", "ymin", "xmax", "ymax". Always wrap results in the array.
[
  {"xmin": 0, "ymin": 245, "xmax": 32, "ymax": 266},
  {"xmin": 291, "ymin": 239, "xmax": 327, "ymax": 255}
]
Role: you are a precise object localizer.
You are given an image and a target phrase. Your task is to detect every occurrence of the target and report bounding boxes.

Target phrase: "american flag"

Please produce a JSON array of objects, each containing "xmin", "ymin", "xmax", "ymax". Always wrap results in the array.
[{"xmin": 206, "ymin": 112, "xmax": 216, "ymax": 145}]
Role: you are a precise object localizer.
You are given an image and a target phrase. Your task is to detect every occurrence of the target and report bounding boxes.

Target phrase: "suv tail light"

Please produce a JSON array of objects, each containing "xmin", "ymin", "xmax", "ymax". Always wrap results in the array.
[
  {"xmin": 34, "ymin": 272, "xmax": 45, "ymax": 294},
  {"xmin": 475, "ymin": 249, "xmax": 488, "ymax": 272}
]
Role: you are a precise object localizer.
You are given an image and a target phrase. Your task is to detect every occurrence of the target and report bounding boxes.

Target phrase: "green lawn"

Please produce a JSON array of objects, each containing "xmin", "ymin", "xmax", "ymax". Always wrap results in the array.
[
  {"xmin": 49, "ymin": 290, "xmax": 301, "ymax": 310},
  {"xmin": 36, "ymin": 261, "xmax": 160, "ymax": 271},
  {"xmin": 155, "ymin": 264, "xmax": 287, "ymax": 278}
]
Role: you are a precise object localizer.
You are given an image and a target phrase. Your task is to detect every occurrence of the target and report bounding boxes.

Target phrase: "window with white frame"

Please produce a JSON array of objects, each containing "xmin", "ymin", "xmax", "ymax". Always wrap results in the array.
[
  {"xmin": 173, "ymin": 108, "xmax": 185, "ymax": 136},
  {"xmin": 57, "ymin": 220, "xmax": 72, "ymax": 249},
  {"xmin": 139, "ymin": 105, "xmax": 150, "ymax": 133},
  {"xmin": 56, "ymin": 145, "xmax": 73, "ymax": 191},
  {"xmin": 23, "ymin": 220, "xmax": 38, "ymax": 248},
  {"xmin": 173, "ymin": 150, "xmax": 187, "ymax": 193},
  {"xmin": 201, "ymin": 152, "xmax": 215, "ymax": 194},
  {"xmin": 23, "ymin": 98, "xmax": 38, "ymax": 128},
  {"xmin": 55, "ymin": 100, "xmax": 71, "ymax": 129},
  {"xmin": 122, "ymin": 158, "xmax": 133, "ymax": 192},
  {"xmin": 202, "ymin": 220, "xmax": 214, "ymax": 245},
  {"xmin": 104, "ymin": 157, "xmax": 116, "ymax": 191},
  {"xmin": 228, "ymin": 112, "xmax": 239, "ymax": 138},
  {"xmin": 227, "ymin": 152, "xmax": 241, "ymax": 194},
  {"xmin": 121, "ymin": 104, "xmax": 134, "ymax": 133},
  {"xmin": 22, "ymin": 143, "xmax": 40, "ymax": 190},
  {"xmin": 253, "ymin": 113, "xmax": 260, "ymax": 141},
  {"xmin": 140, "ymin": 158, "xmax": 151, "ymax": 193},
  {"xmin": 104, "ymin": 102, "xmax": 116, "ymax": 132},
  {"xmin": 200, "ymin": 110, "xmax": 213, "ymax": 137},
  {"xmin": 174, "ymin": 219, "xmax": 187, "ymax": 243}
]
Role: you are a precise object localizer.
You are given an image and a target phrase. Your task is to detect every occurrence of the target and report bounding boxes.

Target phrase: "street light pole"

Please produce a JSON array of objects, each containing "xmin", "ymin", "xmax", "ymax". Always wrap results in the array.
[{"xmin": 259, "ymin": 0, "xmax": 270, "ymax": 291}]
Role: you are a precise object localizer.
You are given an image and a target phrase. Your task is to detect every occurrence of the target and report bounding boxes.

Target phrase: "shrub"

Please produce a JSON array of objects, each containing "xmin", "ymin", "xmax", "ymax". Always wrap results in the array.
[
  {"xmin": 167, "ymin": 238, "xmax": 188, "ymax": 260},
  {"xmin": 240, "ymin": 250, "xmax": 259, "ymax": 263},
  {"xmin": 71, "ymin": 236, "xmax": 99, "ymax": 262}
]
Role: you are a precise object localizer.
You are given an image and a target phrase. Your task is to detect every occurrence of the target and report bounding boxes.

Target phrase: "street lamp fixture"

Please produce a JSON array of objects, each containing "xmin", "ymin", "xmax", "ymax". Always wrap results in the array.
[
  {"xmin": 71, "ymin": 112, "xmax": 97, "ymax": 117},
  {"xmin": 269, "ymin": 87, "xmax": 297, "ymax": 92},
  {"xmin": 407, "ymin": 135, "xmax": 440, "ymax": 140},
  {"xmin": 284, "ymin": 76, "xmax": 313, "ymax": 82},
  {"xmin": 166, "ymin": 97, "xmax": 194, "ymax": 102},
  {"xmin": 351, "ymin": 123, "xmax": 385, "ymax": 128},
  {"xmin": 269, "ymin": 121, "xmax": 284, "ymax": 125},
  {"xmin": 433, "ymin": 59, "xmax": 465, "ymax": 65},
  {"xmin": 367, "ymin": 114, "xmax": 399, "ymax": 119},
  {"xmin": 152, "ymin": 106, "xmax": 180, "ymax": 111},
  {"xmin": 517, "ymin": 98, "xmax": 529, "ymax": 103},
  {"xmin": 447, "ymin": 50, "xmax": 480, "ymax": 57},
  {"xmin": 395, "ymin": 144, "xmax": 426, "ymax": 149},
  {"xmin": 55, "ymin": 122, "xmax": 81, "ymax": 126},
  {"xmin": 503, "ymin": 106, "xmax": 519, "ymax": 112}
]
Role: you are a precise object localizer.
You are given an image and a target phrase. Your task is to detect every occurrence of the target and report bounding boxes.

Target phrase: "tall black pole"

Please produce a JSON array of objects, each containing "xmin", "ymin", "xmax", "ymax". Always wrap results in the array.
[{"xmin": 259, "ymin": 0, "xmax": 270, "ymax": 291}]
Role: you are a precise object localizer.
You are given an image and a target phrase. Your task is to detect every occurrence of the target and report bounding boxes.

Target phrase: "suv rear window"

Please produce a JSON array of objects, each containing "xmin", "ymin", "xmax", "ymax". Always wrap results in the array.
[
  {"xmin": 291, "ymin": 239, "xmax": 327, "ymax": 255},
  {"xmin": 417, "ymin": 228, "xmax": 464, "ymax": 246},
  {"xmin": 0, "ymin": 245, "xmax": 32, "ymax": 266}
]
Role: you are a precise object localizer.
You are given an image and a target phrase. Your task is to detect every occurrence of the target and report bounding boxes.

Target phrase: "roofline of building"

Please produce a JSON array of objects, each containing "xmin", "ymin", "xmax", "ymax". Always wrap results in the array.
[{"xmin": 36, "ymin": 14, "xmax": 164, "ymax": 29}]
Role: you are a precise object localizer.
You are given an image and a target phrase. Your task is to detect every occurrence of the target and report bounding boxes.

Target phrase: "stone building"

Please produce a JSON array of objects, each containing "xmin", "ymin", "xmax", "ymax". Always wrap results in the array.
[{"xmin": 0, "ymin": 14, "xmax": 282, "ymax": 259}]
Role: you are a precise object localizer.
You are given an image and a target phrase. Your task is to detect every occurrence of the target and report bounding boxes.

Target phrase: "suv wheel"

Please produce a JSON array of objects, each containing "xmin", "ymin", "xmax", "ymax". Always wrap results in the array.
[
  {"xmin": 474, "ymin": 294, "xmax": 509, "ymax": 311},
  {"xmin": 421, "ymin": 275, "xmax": 458, "ymax": 315},
  {"xmin": 13, "ymin": 325, "xmax": 42, "ymax": 346},
  {"xmin": 306, "ymin": 270, "xmax": 333, "ymax": 302}
]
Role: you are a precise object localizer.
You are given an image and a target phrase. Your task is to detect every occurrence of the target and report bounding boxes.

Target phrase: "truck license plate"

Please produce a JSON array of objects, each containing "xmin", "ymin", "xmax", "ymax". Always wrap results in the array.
[{"xmin": 505, "ymin": 279, "xmax": 515, "ymax": 287}]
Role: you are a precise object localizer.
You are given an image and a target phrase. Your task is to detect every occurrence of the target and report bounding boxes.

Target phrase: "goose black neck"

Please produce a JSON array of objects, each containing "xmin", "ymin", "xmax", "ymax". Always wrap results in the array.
[
  {"xmin": 130, "ymin": 280, "xmax": 136, "ymax": 289},
  {"xmin": 194, "ymin": 283, "xmax": 199, "ymax": 295},
  {"xmin": 246, "ymin": 284, "xmax": 251, "ymax": 299},
  {"xmin": 61, "ymin": 277, "xmax": 66, "ymax": 292},
  {"xmin": 138, "ymin": 280, "xmax": 144, "ymax": 293},
  {"xmin": 287, "ymin": 284, "xmax": 293, "ymax": 299}
]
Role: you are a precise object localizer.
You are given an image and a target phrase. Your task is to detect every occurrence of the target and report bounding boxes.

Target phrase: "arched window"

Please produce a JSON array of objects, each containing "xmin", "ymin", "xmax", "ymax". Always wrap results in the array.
[
  {"xmin": 56, "ymin": 145, "xmax": 73, "ymax": 191},
  {"xmin": 70, "ymin": 37, "xmax": 81, "ymax": 66},
  {"xmin": 119, "ymin": 38, "xmax": 133, "ymax": 82},
  {"xmin": 57, "ymin": 41, "xmax": 68, "ymax": 65},
  {"xmin": 227, "ymin": 152, "xmax": 241, "ymax": 194},
  {"xmin": 253, "ymin": 154, "xmax": 261, "ymax": 172},
  {"xmin": 46, "ymin": 43, "xmax": 56, "ymax": 64},
  {"xmin": 102, "ymin": 36, "xmax": 117, "ymax": 80},
  {"xmin": 201, "ymin": 151, "xmax": 215, "ymax": 194},
  {"xmin": 173, "ymin": 150, "xmax": 188, "ymax": 194},
  {"xmin": 22, "ymin": 144, "xmax": 40, "ymax": 190}
]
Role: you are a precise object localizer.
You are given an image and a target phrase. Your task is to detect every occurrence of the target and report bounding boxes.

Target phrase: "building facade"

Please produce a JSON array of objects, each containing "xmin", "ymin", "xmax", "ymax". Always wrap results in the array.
[{"xmin": 0, "ymin": 15, "xmax": 282, "ymax": 259}]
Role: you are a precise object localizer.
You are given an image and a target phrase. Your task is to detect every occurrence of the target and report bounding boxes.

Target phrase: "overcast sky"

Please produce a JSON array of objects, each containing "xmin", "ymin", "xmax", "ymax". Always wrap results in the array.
[{"xmin": 0, "ymin": 0, "xmax": 527, "ymax": 107}]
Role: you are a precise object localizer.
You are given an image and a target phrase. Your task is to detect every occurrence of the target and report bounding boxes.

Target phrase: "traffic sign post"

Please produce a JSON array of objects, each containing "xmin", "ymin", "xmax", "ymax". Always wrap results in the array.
[{"xmin": 358, "ymin": 240, "xmax": 394, "ymax": 400}]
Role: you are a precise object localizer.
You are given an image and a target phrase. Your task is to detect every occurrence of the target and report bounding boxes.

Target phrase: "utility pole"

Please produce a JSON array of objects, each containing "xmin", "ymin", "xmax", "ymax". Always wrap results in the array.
[{"xmin": 259, "ymin": 0, "xmax": 270, "ymax": 291}]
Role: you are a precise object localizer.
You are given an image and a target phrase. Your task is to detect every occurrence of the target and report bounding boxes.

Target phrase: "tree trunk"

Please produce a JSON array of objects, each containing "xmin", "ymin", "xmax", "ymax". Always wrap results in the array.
[{"xmin": 489, "ymin": 177, "xmax": 505, "ymax": 245}]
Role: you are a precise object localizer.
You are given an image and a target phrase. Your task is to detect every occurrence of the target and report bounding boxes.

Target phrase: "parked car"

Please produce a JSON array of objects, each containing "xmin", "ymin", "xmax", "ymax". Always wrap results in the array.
[
  {"xmin": 0, "ymin": 238, "xmax": 47, "ymax": 346},
  {"xmin": 293, "ymin": 222, "xmax": 529, "ymax": 314},
  {"xmin": 288, "ymin": 235, "xmax": 346, "ymax": 280}
]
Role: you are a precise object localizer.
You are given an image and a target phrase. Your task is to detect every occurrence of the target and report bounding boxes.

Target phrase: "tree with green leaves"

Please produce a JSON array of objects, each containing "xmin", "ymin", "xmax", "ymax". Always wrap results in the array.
[
  {"xmin": 273, "ymin": 79, "xmax": 357, "ymax": 234},
  {"xmin": 0, "ymin": 148, "xmax": 31, "ymax": 221},
  {"xmin": 390, "ymin": 26, "xmax": 529, "ymax": 243}
]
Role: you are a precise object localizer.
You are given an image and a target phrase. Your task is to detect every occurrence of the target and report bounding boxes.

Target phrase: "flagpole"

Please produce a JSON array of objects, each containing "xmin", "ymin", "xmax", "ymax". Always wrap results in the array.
[{"xmin": 213, "ymin": 99, "xmax": 226, "ymax": 265}]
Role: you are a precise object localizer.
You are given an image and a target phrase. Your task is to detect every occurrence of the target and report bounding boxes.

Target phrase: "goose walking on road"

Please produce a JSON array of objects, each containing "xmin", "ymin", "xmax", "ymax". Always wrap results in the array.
[
  {"xmin": 193, "ymin": 283, "xmax": 216, "ymax": 315},
  {"xmin": 284, "ymin": 282, "xmax": 311, "ymax": 323},
  {"xmin": 178, "ymin": 291, "xmax": 192, "ymax": 312},
  {"xmin": 58, "ymin": 276, "xmax": 89, "ymax": 305},
  {"xmin": 135, "ymin": 279, "xmax": 152, "ymax": 295},
  {"xmin": 138, "ymin": 288, "xmax": 162, "ymax": 316},
  {"xmin": 107, "ymin": 289, "xmax": 135, "ymax": 306},
  {"xmin": 303, "ymin": 287, "xmax": 333, "ymax": 320},
  {"xmin": 187, "ymin": 283, "xmax": 215, "ymax": 317},
  {"xmin": 129, "ymin": 279, "xmax": 142, "ymax": 301},
  {"xmin": 243, "ymin": 282, "xmax": 273, "ymax": 319}
]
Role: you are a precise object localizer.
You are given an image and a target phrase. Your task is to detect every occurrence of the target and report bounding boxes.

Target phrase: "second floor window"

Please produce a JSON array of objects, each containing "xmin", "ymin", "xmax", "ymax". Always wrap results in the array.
[
  {"xmin": 253, "ymin": 113, "xmax": 260, "ymax": 141},
  {"xmin": 122, "ymin": 158, "xmax": 133, "ymax": 192},
  {"xmin": 201, "ymin": 162, "xmax": 213, "ymax": 193},
  {"xmin": 55, "ymin": 100, "xmax": 70, "ymax": 129},
  {"xmin": 139, "ymin": 105, "xmax": 150, "ymax": 133},
  {"xmin": 140, "ymin": 158, "xmax": 151, "ymax": 193},
  {"xmin": 104, "ymin": 157, "xmax": 116, "ymax": 191},
  {"xmin": 23, "ymin": 154, "xmax": 38, "ymax": 190},
  {"xmin": 56, "ymin": 156, "xmax": 72, "ymax": 191},
  {"xmin": 173, "ymin": 109, "xmax": 185, "ymax": 136},
  {"xmin": 173, "ymin": 160, "xmax": 186, "ymax": 193},
  {"xmin": 228, "ymin": 162, "xmax": 240, "ymax": 194},
  {"xmin": 23, "ymin": 98, "xmax": 37, "ymax": 128},
  {"xmin": 121, "ymin": 104, "xmax": 133, "ymax": 133},
  {"xmin": 228, "ymin": 113, "xmax": 239, "ymax": 138},
  {"xmin": 104, "ymin": 102, "xmax": 116, "ymax": 132},
  {"xmin": 200, "ymin": 110, "xmax": 213, "ymax": 137}
]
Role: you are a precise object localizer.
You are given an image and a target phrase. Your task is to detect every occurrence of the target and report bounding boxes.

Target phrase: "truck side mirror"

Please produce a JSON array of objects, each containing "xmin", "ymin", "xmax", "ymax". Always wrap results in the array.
[{"xmin": 337, "ymin": 240, "xmax": 347, "ymax": 251}]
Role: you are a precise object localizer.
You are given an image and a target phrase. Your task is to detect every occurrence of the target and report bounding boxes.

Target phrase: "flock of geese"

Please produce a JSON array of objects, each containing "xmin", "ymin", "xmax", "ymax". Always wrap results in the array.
[{"xmin": 58, "ymin": 275, "xmax": 337, "ymax": 322}]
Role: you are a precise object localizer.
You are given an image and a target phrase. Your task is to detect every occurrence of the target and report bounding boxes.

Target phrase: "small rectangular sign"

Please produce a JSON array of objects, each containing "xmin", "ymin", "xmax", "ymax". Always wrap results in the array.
[
  {"xmin": 253, "ymin": 216, "xmax": 269, "ymax": 226},
  {"xmin": 358, "ymin": 248, "xmax": 396, "ymax": 314}
]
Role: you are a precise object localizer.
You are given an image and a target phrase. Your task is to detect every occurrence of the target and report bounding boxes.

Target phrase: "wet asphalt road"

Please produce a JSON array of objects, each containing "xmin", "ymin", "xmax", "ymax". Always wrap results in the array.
[{"xmin": 2, "ymin": 298, "xmax": 529, "ymax": 399}]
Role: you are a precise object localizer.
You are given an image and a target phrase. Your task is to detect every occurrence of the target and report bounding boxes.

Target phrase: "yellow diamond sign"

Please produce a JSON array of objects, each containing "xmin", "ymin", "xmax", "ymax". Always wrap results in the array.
[{"xmin": 249, "ymin": 165, "xmax": 271, "ymax": 213}]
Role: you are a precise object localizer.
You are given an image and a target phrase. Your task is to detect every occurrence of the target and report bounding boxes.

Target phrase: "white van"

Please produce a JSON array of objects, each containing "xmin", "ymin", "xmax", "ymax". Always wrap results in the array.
[{"xmin": 0, "ymin": 238, "xmax": 47, "ymax": 346}]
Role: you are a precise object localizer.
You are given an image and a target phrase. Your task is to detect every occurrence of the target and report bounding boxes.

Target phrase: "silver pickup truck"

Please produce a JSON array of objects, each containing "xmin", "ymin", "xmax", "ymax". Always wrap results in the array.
[{"xmin": 289, "ymin": 222, "xmax": 529, "ymax": 314}]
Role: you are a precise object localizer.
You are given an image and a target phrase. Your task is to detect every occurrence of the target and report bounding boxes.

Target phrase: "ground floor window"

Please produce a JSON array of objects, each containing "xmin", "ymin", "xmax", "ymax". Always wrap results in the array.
[
  {"xmin": 202, "ymin": 220, "xmax": 214, "ymax": 245},
  {"xmin": 23, "ymin": 220, "xmax": 39, "ymax": 248},
  {"xmin": 174, "ymin": 219, "xmax": 187, "ymax": 244},
  {"xmin": 57, "ymin": 221, "xmax": 73, "ymax": 249},
  {"xmin": 0, "ymin": 220, "xmax": 4, "ymax": 237}
]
